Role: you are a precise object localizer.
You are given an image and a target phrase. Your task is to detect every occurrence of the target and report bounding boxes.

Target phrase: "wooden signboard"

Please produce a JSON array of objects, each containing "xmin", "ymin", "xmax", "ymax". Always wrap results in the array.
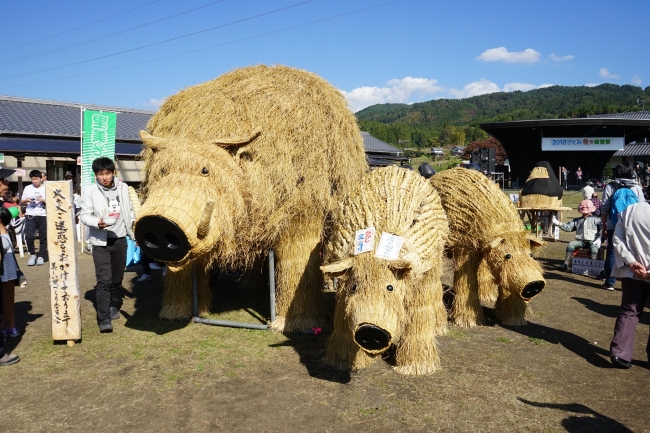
[{"xmin": 46, "ymin": 181, "xmax": 82, "ymax": 345}]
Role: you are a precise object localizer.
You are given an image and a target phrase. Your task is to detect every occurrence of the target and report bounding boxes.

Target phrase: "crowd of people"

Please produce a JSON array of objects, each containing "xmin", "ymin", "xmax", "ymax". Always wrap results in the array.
[
  {"xmin": 554, "ymin": 161, "xmax": 650, "ymax": 369},
  {"xmin": 1, "ymin": 158, "xmax": 649, "ymax": 371}
]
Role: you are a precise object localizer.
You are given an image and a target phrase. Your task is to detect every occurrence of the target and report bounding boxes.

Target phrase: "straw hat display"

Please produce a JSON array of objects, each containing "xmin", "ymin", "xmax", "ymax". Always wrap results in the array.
[{"xmin": 518, "ymin": 161, "xmax": 571, "ymax": 211}]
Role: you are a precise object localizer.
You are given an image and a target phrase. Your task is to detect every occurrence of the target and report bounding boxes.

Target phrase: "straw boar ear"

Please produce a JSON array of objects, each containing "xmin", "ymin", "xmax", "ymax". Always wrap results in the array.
[
  {"xmin": 388, "ymin": 259, "xmax": 413, "ymax": 271},
  {"xmin": 140, "ymin": 131, "xmax": 170, "ymax": 151},
  {"xmin": 321, "ymin": 258, "xmax": 354, "ymax": 276},
  {"xmin": 526, "ymin": 234, "xmax": 546, "ymax": 251},
  {"xmin": 212, "ymin": 127, "xmax": 262, "ymax": 147},
  {"xmin": 483, "ymin": 236, "xmax": 505, "ymax": 255}
]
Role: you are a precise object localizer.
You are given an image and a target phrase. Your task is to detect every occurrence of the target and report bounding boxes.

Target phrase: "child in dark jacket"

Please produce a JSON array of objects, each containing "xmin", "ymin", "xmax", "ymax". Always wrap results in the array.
[{"xmin": 553, "ymin": 200, "xmax": 602, "ymax": 271}]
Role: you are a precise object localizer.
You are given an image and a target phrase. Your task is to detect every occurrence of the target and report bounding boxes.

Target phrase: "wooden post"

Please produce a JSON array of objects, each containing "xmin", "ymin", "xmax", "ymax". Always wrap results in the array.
[{"xmin": 46, "ymin": 181, "xmax": 82, "ymax": 344}]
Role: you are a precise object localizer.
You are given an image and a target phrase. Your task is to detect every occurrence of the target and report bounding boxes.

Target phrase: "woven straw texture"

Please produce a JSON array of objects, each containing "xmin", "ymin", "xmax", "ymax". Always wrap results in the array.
[
  {"xmin": 323, "ymin": 166, "xmax": 448, "ymax": 375},
  {"xmin": 137, "ymin": 65, "xmax": 368, "ymax": 327},
  {"xmin": 430, "ymin": 168, "xmax": 545, "ymax": 327}
]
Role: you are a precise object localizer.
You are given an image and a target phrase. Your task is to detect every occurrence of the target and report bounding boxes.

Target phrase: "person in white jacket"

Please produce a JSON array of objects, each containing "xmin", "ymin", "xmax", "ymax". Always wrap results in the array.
[
  {"xmin": 608, "ymin": 201, "xmax": 650, "ymax": 369},
  {"xmin": 80, "ymin": 157, "xmax": 135, "ymax": 333}
]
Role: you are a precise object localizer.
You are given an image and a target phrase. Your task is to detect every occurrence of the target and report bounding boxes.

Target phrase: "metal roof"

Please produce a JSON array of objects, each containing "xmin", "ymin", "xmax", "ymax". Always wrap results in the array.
[
  {"xmin": 588, "ymin": 111, "xmax": 650, "ymax": 120},
  {"xmin": 613, "ymin": 144, "xmax": 650, "ymax": 156},
  {"xmin": 0, "ymin": 95, "xmax": 154, "ymax": 142},
  {"xmin": 361, "ymin": 131, "xmax": 402, "ymax": 155}
]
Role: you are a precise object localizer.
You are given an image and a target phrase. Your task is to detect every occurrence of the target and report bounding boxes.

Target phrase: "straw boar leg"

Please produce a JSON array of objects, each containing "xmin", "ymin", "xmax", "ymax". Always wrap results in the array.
[
  {"xmin": 325, "ymin": 290, "xmax": 376, "ymax": 371},
  {"xmin": 451, "ymin": 249, "xmax": 485, "ymax": 327},
  {"xmin": 477, "ymin": 259, "xmax": 498, "ymax": 304},
  {"xmin": 270, "ymin": 219, "xmax": 327, "ymax": 332},
  {"xmin": 159, "ymin": 262, "xmax": 211, "ymax": 320},
  {"xmin": 393, "ymin": 275, "xmax": 442, "ymax": 375},
  {"xmin": 495, "ymin": 292, "xmax": 528, "ymax": 326}
]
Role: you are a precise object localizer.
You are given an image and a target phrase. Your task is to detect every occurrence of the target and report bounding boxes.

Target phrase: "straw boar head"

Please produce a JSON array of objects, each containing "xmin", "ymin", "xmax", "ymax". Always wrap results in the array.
[
  {"xmin": 482, "ymin": 231, "xmax": 545, "ymax": 300},
  {"xmin": 134, "ymin": 129, "xmax": 259, "ymax": 267},
  {"xmin": 321, "ymin": 253, "xmax": 418, "ymax": 354}
]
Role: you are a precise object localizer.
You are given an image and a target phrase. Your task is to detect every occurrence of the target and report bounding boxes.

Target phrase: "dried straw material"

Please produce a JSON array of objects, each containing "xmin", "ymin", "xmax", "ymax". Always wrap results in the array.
[
  {"xmin": 519, "ymin": 162, "xmax": 568, "ymax": 210},
  {"xmin": 430, "ymin": 168, "xmax": 545, "ymax": 326},
  {"xmin": 322, "ymin": 166, "xmax": 448, "ymax": 374},
  {"xmin": 136, "ymin": 65, "xmax": 367, "ymax": 327},
  {"xmin": 127, "ymin": 186, "xmax": 141, "ymax": 219},
  {"xmin": 160, "ymin": 261, "xmax": 211, "ymax": 319}
]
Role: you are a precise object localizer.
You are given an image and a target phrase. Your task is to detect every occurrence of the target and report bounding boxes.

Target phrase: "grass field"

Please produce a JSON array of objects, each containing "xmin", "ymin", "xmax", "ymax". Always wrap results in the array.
[{"xmin": 1, "ymin": 186, "xmax": 647, "ymax": 433}]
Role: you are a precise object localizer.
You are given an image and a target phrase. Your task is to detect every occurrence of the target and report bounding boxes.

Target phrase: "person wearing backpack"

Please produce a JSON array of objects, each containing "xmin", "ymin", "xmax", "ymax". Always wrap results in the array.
[{"xmin": 600, "ymin": 162, "xmax": 644, "ymax": 291}]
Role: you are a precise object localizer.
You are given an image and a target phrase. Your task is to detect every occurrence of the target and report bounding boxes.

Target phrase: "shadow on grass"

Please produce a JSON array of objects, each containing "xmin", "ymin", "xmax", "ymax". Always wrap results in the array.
[
  {"xmin": 116, "ymin": 267, "xmax": 187, "ymax": 335},
  {"xmin": 517, "ymin": 398, "xmax": 633, "ymax": 433},
  {"xmin": 572, "ymin": 296, "xmax": 650, "ymax": 326},
  {"xmin": 5, "ymin": 301, "xmax": 43, "ymax": 353},
  {"xmin": 501, "ymin": 321, "xmax": 613, "ymax": 368},
  {"xmin": 269, "ymin": 331, "xmax": 351, "ymax": 384}
]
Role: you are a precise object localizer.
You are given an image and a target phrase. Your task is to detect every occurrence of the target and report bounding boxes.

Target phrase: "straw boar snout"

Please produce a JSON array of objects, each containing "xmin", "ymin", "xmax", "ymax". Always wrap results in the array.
[
  {"xmin": 135, "ymin": 131, "xmax": 249, "ymax": 266},
  {"xmin": 483, "ymin": 233, "xmax": 545, "ymax": 300},
  {"xmin": 322, "ymin": 256, "xmax": 410, "ymax": 354}
]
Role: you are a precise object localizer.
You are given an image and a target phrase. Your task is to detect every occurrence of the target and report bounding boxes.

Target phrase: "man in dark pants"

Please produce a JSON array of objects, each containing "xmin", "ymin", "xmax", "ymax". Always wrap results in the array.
[
  {"xmin": 609, "ymin": 201, "xmax": 650, "ymax": 369},
  {"xmin": 20, "ymin": 170, "xmax": 48, "ymax": 266},
  {"xmin": 80, "ymin": 158, "xmax": 135, "ymax": 333}
]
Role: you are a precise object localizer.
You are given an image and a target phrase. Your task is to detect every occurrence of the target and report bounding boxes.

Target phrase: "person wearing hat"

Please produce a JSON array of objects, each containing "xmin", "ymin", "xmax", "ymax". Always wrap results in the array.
[
  {"xmin": 552, "ymin": 200, "xmax": 602, "ymax": 271},
  {"xmin": 20, "ymin": 170, "xmax": 48, "ymax": 266}
]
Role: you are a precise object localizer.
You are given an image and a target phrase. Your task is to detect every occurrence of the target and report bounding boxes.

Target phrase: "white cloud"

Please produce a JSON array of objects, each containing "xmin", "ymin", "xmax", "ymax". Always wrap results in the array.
[
  {"xmin": 477, "ymin": 47, "xmax": 541, "ymax": 64},
  {"xmin": 549, "ymin": 53, "xmax": 574, "ymax": 62},
  {"xmin": 341, "ymin": 77, "xmax": 444, "ymax": 112},
  {"xmin": 145, "ymin": 97, "xmax": 166, "ymax": 108},
  {"xmin": 448, "ymin": 79, "xmax": 545, "ymax": 98},
  {"xmin": 599, "ymin": 68, "xmax": 620, "ymax": 79},
  {"xmin": 345, "ymin": 77, "xmax": 559, "ymax": 109},
  {"xmin": 503, "ymin": 82, "xmax": 539, "ymax": 92},
  {"xmin": 632, "ymin": 75, "xmax": 642, "ymax": 86}
]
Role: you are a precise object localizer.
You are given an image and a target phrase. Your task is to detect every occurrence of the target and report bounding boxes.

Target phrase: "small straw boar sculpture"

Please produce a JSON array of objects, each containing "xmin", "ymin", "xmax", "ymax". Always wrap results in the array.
[
  {"xmin": 430, "ymin": 168, "xmax": 545, "ymax": 327},
  {"xmin": 134, "ymin": 65, "xmax": 367, "ymax": 331},
  {"xmin": 321, "ymin": 166, "xmax": 449, "ymax": 374}
]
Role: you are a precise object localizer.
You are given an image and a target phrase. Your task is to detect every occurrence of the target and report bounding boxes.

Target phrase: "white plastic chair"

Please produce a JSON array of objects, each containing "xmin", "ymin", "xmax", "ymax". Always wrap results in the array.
[{"xmin": 11, "ymin": 217, "xmax": 27, "ymax": 257}]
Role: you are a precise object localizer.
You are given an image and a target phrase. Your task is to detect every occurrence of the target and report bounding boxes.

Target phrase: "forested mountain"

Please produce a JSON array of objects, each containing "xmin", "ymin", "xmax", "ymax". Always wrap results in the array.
[{"xmin": 356, "ymin": 84, "xmax": 650, "ymax": 148}]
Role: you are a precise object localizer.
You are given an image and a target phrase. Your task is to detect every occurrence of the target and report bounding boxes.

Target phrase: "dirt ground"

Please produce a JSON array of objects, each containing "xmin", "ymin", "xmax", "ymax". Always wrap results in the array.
[{"xmin": 1, "ymin": 190, "xmax": 649, "ymax": 432}]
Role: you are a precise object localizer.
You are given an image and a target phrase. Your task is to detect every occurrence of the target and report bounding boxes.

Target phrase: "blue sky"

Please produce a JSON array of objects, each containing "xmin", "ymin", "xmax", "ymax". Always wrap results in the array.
[{"xmin": 0, "ymin": 0, "xmax": 647, "ymax": 112}]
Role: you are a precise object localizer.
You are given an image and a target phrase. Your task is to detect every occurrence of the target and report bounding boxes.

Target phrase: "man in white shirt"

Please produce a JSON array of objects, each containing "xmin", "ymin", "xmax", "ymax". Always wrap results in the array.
[{"xmin": 20, "ymin": 170, "xmax": 48, "ymax": 266}]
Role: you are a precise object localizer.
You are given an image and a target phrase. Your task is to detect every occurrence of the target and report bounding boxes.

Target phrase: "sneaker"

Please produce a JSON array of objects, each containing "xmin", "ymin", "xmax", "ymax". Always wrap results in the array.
[
  {"xmin": 99, "ymin": 319, "xmax": 113, "ymax": 333},
  {"xmin": 36, "ymin": 257, "xmax": 45, "ymax": 266},
  {"xmin": 602, "ymin": 284, "xmax": 615, "ymax": 291},
  {"xmin": 558, "ymin": 263, "xmax": 568, "ymax": 271},
  {"xmin": 2, "ymin": 327, "xmax": 20, "ymax": 338},
  {"xmin": 149, "ymin": 262, "xmax": 162, "ymax": 270},
  {"xmin": 0, "ymin": 353, "xmax": 20, "ymax": 366},
  {"xmin": 137, "ymin": 274, "xmax": 151, "ymax": 282},
  {"xmin": 27, "ymin": 254, "xmax": 37, "ymax": 266},
  {"xmin": 109, "ymin": 306, "xmax": 121, "ymax": 320}
]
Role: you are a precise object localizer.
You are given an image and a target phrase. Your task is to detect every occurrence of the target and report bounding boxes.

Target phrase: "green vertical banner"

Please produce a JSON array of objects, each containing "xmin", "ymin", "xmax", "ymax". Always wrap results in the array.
[{"xmin": 81, "ymin": 109, "xmax": 117, "ymax": 189}]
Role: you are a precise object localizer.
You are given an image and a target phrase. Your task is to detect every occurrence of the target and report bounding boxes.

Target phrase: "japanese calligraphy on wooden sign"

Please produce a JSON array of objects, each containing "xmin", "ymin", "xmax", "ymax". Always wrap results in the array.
[{"xmin": 46, "ymin": 181, "xmax": 81, "ymax": 342}]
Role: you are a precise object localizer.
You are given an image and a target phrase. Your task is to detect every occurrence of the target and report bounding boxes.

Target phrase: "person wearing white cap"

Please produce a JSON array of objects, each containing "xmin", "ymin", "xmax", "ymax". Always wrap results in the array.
[{"xmin": 552, "ymin": 199, "xmax": 602, "ymax": 271}]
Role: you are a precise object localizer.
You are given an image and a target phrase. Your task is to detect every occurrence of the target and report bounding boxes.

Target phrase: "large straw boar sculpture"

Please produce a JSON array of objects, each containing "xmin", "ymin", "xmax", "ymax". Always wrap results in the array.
[
  {"xmin": 430, "ymin": 168, "xmax": 545, "ymax": 327},
  {"xmin": 135, "ymin": 65, "xmax": 367, "ymax": 331},
  {"xmin": 321, "ymin": 167, "xmax": 449, "ymax": 374}
]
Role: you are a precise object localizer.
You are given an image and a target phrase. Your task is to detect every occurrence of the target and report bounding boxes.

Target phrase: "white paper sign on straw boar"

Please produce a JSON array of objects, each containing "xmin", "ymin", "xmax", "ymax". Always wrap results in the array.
[{"xmin": 46, "ymin": 181, "xmax": 81, "ymax": 344}]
